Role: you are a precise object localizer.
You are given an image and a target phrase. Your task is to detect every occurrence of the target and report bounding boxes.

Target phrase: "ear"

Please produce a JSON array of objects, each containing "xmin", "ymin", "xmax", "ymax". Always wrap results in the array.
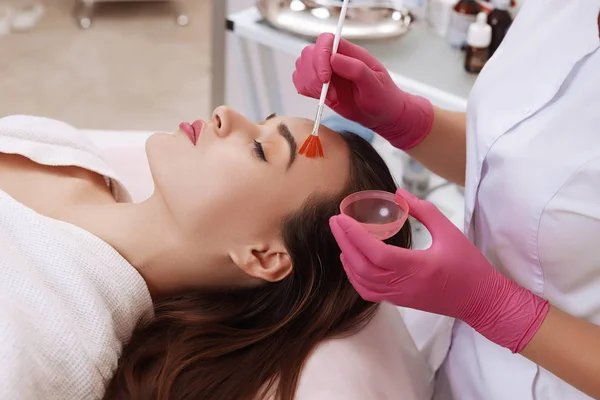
[{"xmin": 228, "ymin": 239, "xmax": 293, "ymax": 283}]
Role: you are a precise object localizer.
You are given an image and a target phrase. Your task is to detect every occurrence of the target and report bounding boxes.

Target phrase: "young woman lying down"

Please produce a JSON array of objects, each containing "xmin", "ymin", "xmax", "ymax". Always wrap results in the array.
[{"xmin": 0, "ymin": 107, "xmax": 411, "ymax": 400}]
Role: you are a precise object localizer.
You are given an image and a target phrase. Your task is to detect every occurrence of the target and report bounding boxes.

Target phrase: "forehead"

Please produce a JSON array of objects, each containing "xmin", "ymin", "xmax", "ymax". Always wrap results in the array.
[{"xmin": 264, "ymin": 116, "xmax": 350, "ymax": 197}]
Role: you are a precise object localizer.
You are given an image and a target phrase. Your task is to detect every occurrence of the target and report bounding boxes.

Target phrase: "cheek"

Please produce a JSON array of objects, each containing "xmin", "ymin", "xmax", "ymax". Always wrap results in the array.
[
  {"xmin": 156, "ymin": 154, "xmax": 284, "ymax": 241},
  {"xmin": 148, "ymin": 136, "xmax": 302, "ymax": 244},
  {"xmin": 185, "ymin": 176, "xmax": 285, "ymax": 241}
]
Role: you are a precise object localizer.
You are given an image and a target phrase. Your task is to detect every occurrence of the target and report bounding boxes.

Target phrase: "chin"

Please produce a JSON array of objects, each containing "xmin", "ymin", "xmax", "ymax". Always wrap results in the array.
[
  {"xmin": 146, "ymin": 131, "xmax": 174, "ymax": 146},
  {"xmin": 146, "ymin": 131, "xmax": 179, "ymax": 155},
  {"xmin": 145, "ymin": 133, "xmax": 174, "ymax": 181}
]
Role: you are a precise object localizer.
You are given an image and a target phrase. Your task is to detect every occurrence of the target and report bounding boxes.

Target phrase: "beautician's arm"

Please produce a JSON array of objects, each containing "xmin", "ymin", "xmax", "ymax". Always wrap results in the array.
[
  {"xmin": 331, "ymin": 191, "xmax": 600, "ymax": 399},
  {"xmin": 406, "ymin": 107, "xmax": 467, "ymax": 186},
  {"xmin": 521, "ymin": 306, "xmax": 600, "ymax": 399}
]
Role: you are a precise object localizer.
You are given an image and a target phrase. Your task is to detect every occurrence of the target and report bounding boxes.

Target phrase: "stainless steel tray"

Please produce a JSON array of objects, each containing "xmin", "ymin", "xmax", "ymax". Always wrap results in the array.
[{"xmin": 256, "ymin": 0, "xmax": 412, "ymax": 41}]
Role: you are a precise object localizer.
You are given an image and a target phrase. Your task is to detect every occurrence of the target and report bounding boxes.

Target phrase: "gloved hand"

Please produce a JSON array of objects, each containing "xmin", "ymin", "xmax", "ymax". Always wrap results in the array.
[
  {"xmin": 292, "ymin": 33, "xmax": 435, "ymax": 150},
  {"xmin": 329, "ymin": 188, "xmax": 550, "ymax": 353}
]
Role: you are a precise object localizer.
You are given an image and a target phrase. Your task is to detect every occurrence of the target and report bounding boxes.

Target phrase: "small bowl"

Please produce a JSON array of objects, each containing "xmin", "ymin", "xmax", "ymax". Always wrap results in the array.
[{"xmin": 340, "ymin": 190, "xmax": 409, "ymax": 240}]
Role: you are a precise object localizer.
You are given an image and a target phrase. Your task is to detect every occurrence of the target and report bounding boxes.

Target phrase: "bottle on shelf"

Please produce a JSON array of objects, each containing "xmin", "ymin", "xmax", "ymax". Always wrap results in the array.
[
  {"xmin": 487, "ymin": 0, "xmax": 513, "ymax": 56},
  {"xmin": 464, "ymin": 12, "xmax": 491, "ymax": 73},
  {"xmin": 446, "ymin": 0, "xmax": 481, "ymax": 49}
]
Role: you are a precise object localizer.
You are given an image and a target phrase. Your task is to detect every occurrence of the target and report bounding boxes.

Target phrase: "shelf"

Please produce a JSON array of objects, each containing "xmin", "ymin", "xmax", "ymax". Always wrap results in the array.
[{"xmin": 227, "ymin": 7, "xmax": 477, "ymax": 111}]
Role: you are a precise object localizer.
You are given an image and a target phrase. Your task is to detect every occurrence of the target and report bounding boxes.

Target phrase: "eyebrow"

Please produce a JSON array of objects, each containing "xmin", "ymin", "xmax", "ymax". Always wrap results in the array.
[
  {"xmin": 277, "ymin": 122, "xmax": 297, "ymax": 168},
  {"xmin": 266, "ymin": 113, "xmax": 296, "ymax": 168}
]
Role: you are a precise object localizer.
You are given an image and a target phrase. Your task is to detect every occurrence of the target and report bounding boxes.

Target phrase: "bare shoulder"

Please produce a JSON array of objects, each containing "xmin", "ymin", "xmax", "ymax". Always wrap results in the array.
[{"xmin": 0, "ymin": 152, "xmax": 114, "ymax": 219}]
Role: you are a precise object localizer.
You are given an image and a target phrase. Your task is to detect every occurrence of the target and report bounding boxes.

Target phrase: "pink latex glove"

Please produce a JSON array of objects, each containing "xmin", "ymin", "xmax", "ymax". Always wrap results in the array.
[
  {"xmin": 292, "ymin": 33, "xmax": 434, "ymax": 150},
  {"xmin": 329, "ymin": 188, "xmax": 550, "ymax": 353}
]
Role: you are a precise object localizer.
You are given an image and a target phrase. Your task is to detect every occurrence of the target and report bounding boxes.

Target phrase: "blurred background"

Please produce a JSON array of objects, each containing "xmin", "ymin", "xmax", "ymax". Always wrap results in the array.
[
  {"xmin": 0, "ymin": 0, "xmax": 516, "ymax": 133},
  {"xmin": 0, "ymin": 0, "xmax": 319, "ymax": 131}
]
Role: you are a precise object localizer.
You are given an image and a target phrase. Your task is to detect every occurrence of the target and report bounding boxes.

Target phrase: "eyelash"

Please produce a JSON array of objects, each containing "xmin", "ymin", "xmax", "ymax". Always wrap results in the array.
[{"xmin": 253, "ymin": 140, "xmax": 267, "ymax": 162}]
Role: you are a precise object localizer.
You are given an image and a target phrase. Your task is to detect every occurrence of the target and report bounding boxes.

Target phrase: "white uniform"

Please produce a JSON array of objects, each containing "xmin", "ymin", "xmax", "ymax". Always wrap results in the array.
[{"xmin": 436, "ymin": 0, "xmax": 600, "ymax": 399}]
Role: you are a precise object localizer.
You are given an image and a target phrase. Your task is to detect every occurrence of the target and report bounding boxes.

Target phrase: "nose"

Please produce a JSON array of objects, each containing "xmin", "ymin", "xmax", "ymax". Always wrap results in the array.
[
  {"xmin": 211, "ymin": 105, "xmax": 255, "ymax": 138},
  {"xmin": 211, "ymin": 106, "xmax": 229, "ymax": 137}
]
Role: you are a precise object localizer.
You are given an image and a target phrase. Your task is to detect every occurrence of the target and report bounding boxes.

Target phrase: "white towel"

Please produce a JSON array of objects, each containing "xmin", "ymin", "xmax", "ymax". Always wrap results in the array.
[{"xmin": 0, "ymin": 115, "xmax": 153, "ymax": 399}]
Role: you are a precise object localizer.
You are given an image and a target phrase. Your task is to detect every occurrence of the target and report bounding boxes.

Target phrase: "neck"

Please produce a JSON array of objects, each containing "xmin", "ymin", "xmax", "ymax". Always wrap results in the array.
[{"xmin": 68, "ymin": 193, "xmax": 208, "ymax": 298}]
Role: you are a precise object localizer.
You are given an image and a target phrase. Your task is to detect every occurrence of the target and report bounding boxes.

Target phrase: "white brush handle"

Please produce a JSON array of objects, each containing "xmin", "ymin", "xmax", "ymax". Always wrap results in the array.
[{"xmin": 311, "ymin": 0, "xmax": 350, "ymax": 136}]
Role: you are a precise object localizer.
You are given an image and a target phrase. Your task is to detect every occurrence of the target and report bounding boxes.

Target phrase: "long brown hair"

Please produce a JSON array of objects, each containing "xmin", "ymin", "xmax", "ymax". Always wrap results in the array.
[{"xmin": 104, "ymin": 132, "xmax": 412, "ymax": 400}]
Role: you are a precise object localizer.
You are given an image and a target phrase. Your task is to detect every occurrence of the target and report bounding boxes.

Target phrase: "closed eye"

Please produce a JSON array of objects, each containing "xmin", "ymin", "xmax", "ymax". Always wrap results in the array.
[{"xmin": 253, "ymin": 140, "xmax": 267, "ymax": 162}]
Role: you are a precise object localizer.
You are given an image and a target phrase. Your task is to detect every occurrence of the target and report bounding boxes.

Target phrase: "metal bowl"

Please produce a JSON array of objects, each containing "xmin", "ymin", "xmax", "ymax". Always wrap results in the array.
[{"xmin": 256, "ymin": 0, "xmax": 412, "ymax": 41}]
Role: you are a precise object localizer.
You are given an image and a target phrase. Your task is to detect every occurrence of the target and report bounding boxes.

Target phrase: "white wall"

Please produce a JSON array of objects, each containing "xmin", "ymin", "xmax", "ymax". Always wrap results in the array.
[{"xmin": 225, "ymin": 0, "xmax": 331, "ymax": 120}]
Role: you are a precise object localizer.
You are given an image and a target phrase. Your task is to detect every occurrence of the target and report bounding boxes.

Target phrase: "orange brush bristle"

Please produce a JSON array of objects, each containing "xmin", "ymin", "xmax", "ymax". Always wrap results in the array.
[{"xmin": 299, "ymin": 134, "xmax": 324, "ymax": 158}]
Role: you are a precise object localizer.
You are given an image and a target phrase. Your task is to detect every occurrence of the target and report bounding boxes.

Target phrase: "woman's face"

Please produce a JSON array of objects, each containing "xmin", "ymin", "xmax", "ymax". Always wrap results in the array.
[{"xmin": 144, "ymin": 106, "xmax": 350, "ymax": 293}]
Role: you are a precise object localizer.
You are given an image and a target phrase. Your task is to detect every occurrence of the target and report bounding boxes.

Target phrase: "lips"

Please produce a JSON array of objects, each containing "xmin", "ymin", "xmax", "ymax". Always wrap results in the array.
[
  {"xmin": 192, "ymin": 120, "xmax": 204, "ymax": 142},
  {"xmin": 179, "ymin": 120, "xmax": 203, "ymax": 145}
]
